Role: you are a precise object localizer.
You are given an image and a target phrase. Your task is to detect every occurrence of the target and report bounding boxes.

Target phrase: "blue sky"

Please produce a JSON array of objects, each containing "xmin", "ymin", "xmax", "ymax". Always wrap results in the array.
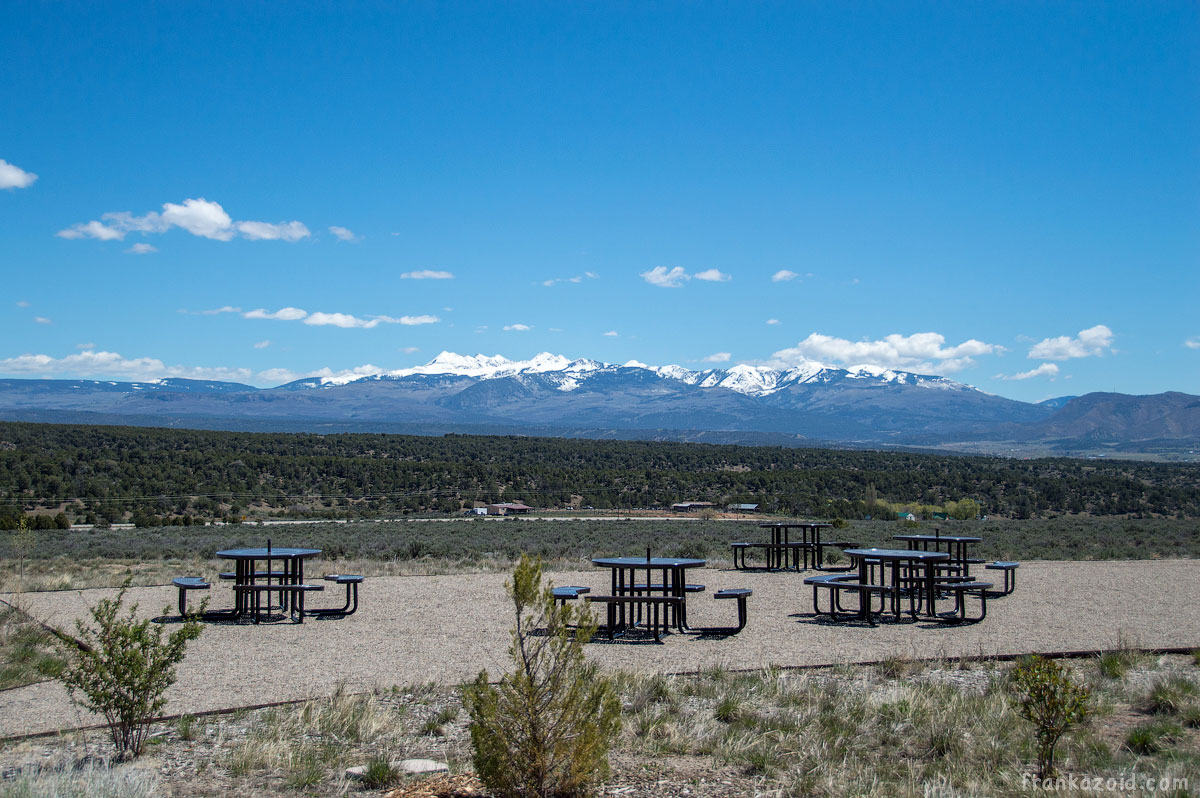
[{"xmin": 2, "ymin": 2, "xmax": 1196, "ymax": 402}]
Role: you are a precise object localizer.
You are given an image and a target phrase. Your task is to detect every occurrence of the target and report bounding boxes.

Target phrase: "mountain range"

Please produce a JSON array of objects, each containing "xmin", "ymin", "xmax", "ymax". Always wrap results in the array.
[{"xmin": 1, "ymin": 352, "xmax": 1197, "ymax": 459}]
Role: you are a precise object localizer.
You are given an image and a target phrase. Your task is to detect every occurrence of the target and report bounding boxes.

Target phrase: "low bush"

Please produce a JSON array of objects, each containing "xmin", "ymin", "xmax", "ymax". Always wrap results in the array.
[
  {"xmin": 57, "ymin": 583, "xmax": 202, "ymax": 760},
  {"xmin": 1009, "ymin": 656, "xmax": 1091, "ymax": 779},
  {"xmin": 463, "ymin": 555, "xmax": 620, "ymax": 798}
]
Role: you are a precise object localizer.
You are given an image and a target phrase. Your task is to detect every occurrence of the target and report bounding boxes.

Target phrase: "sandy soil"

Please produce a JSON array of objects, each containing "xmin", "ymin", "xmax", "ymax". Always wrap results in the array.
[{"xmin": 2, "ymin": 559, "xmax": 1197, "ymax": 739}]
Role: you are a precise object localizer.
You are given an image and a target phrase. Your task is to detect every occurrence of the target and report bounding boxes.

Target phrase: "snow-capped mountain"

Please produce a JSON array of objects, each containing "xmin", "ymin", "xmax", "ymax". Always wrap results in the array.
[
  {"xmin": 10, "ymin": 353, "xmax": 1193, "ymax": 455},
  {"xmin": 297, "ymin": 351, "xmax": 974, "ymax": 399}
]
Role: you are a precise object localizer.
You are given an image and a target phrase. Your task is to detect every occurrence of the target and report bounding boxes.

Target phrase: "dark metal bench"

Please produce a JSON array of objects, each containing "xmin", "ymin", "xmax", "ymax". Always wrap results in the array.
[
  {"xmin": 934, "ymin": 581, "xmax": 992, "ymax": 623},
  {"xmin": 712, "ymin": 588, "xmax": 752, "ymax": 633},
  {"xmin": 731, "ymin": 541, "xmax": 810, "ymax": 570},
  {"xmin": 303, "ymin": 574, "xmax": 363, "ymax": 617},
  {"xmin": 804, "ymin": 573, "xmax": 893, "ymax": 624},
  {"xmin": 233, "ymin": 583, "xmax": 324, "ymax": 623},
  {"xmin": 984, "ymin": 561, "xmax": 1019, "ymax": 595},
  {"xmin": 551, "ymin": 585, "xmax": 591, "ymax": 604},
  {"xmin": 172, "ymin": 576, "xmax": 209, "ymax": 617},
  {"xmin": 585, "ymin": 595, "xmax": 682, "ymax": 642},
  {"xmin": 812, "ymin": 540, "xmax": 858, "ymax": 572}
]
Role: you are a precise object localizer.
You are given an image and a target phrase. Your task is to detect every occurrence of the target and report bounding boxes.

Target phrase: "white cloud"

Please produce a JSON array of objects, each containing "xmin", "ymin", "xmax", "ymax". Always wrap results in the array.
[
  {"xmin": 766, "ymin": 319, "xmax": 780, "ymax": 326},
  {"xmin": 254, "ymin": 340, "xmax": 271, "ymax": 349},
  {"xmin": 1187, "ymin": 337, "xmax": 1200, "ymax": 350},
  {"xmin": 305, "ymin": 312, "xmax": 376, "ymax": 329},
  {"xmin": 400, "ymin": 346, "xmax": 420, "ymax": 354},
  {"xmin": 1029, "ymin": 325, "xmax": 1114, "ymax": 360},
  {"xmin": 0, "ymin": 159, "xmax": 37, "ymax": 190},
  {"xmin": 694, "ymin": 269, "xmax": 731, "ymax": 283},
  {"xmin": 771, "ymin": 270, "xmax": 798, "ymax": 283},
  {"xmin": 702, "ymin": 352, "xmax": 732, "ymax": 363},
  {"xmin": 180, "ymin": 305, "xmax": 241, "ymax": 316},
  {"xmin": 504, "ymin": 323, "xmax": 532, "ymax": 332},
  {"xmin": 16, "ymin": 301, "xmax": 30, "ymax": 308},
  {"xmin": 641, "ymin": 266, "xmax": 690, "ymax": 288},
  {"xmin": 34, "ymin": 317, "xmax": 51, "ymax": 325},
  {"xmin": 0, "ymin": 349, "xmax": 387, "ymax": 387},
  {"xmin": 769, "ymin": 331, "xmax": 1002, "ymax": 374},
  {"xmin": 329, "ymin": 226, "xmax": 359, "ymax": 242},
  {"xmin": 236, "ymin": 220, "xmax": 310, "ymax": 242},
  {"xmin": 125, "ymin": 243, "xmax": 157, "ymax": 254},
  {"xmin": 603, "ymin": 330, "xmax": 618, "ymax": 337},
  {"xmin": 244, "ymin": 307, "xmax": 309, "ymax": 321},
  {"xmin": 394, "ymin": 315, "xmax": 439, "ymax": 326},
  {"xmin": 542, "ymin": 273, "xmax": 595, "ymax": 287},
  {"xmin": 58, "ymin": 197, "xmax": 309, "ymax": 243},
  {"xmin": 161, "ymin": 198, "xmax": 235, "ymax": 240},
  {"xmin": 242, "ymin": 308, "xmax": 439, "ymax": 328},
  {"xmin": 77, "ymin": 342, "xmax": 95, "ymax": 350},
  {"xmin": 401, "ymin": 270, "xmax": 454, "ymax": 280},
  {"xmin": 306, "ymin": 313, "xmax": 392, "ymax": 329},
  {"xmin": 57, "ymin": 220, "xmax": 124, "ymax": 241},
  {"xmin": 996, "ymin": 363, "xmax": 1060, "ymax": 381}
]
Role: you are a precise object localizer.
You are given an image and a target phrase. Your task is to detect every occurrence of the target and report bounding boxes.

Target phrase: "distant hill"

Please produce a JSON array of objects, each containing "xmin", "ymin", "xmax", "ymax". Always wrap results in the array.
[
  {"xmin": 1025, "ymin": 391, "xmax": 1200, "ymax": 444},
  {"xmin": 1037, "ymin": 396, "xmax": 1078, "ymax": 410},
  {"xmin": 0, "ymin": 353, "xmax": 1196, "ymax": 457}
]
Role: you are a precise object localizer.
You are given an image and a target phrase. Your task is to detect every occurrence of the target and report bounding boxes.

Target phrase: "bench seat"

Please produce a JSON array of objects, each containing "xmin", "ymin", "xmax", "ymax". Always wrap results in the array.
[
  {"xmin": 806, "ymin": 574, "xmax": 893, "ymax": 624},
  {"xmin": 233, "ymin": 583, "xmax": 324, "ymax": 623},
  {"xmin": 551, "ymin": 585, "xmax": 591, "ymax": 603},
  {"xmin": 934, "ymin": 581, "xmax": 992, "ymax": 623},
  {"xmin": 172, "ymin": 577, "xmax": 210, "ymax": 617},
  {"xmin": 305, "ymin": 574, "xmax": 365, "ymax": 617},
  {"xmin": 712, "ymin": 588, "xmax": 752, "ymax": 633},
  {"xmin": 586, "ymin": 595, "xmax": 682, "ymax": 642},
  {"xmin": 984, "ymin": 561, "xmax": 1020, "ymax": 594}
]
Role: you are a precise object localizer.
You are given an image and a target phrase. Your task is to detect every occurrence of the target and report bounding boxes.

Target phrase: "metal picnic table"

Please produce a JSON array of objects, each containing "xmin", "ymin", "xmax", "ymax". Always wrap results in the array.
[
  {"xmin": 590, "ymin": 556, "xmax": 706, "ymax": 634},
  {"xmin": 216, "ymin": 546, "xmax": 322, "ymax": 616},
  {"xmin": 842, "ymin": 547, "xmax": 950, "ymax": 621}
]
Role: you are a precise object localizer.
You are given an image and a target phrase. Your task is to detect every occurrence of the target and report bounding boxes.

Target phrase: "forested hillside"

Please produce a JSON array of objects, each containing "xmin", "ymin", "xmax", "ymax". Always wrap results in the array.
[{"xmin": 1, "ymin": 421, "xmax": 1198, "ymax": 527}]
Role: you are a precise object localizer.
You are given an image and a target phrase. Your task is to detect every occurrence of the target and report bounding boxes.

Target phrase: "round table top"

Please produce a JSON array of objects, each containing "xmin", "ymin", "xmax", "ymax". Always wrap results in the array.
[
  {"xmin": 843, "ymin": 547, "xmax": 950, "ymax": 562},
  {"xmin": 893, "ymin": 534, "xmax": 982, "ymax": 543},
  {"xmin": 216, "ymin": 547, "xmax": 322, "ymax": 559},
  {"xmin": 591, "ymin": 557, "xmax": 706, "ymax": 569}
]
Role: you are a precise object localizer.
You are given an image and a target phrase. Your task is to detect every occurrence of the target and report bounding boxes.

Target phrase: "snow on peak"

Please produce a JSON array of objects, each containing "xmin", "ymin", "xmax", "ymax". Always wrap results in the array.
[
  {"xmin": 717, "ymin": 364, "xmax": 782, "ymax": 395},
  {"xmin": 288, "ymin": 350, "xmax": 971, "ymax": 395}
]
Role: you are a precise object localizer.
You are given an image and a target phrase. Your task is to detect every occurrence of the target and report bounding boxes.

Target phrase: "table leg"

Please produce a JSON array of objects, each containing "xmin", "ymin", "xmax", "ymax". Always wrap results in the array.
[
  {"xmin": 675, "ymin": 567, "xmax": 686, "ymax": 630},
  {"xmin": 925, "ymin": 562, "xmax": 936, "ymax": 618},
  {"xmin": 233, "ymin": 561, "xmax": 244, "ymax": 615}
]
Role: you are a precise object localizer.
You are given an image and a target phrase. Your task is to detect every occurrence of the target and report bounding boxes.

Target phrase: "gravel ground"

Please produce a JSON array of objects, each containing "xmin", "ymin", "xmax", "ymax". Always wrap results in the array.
[{"xmin": 1, "ymin": 559, "xmax": 1197, "ymax": 739}]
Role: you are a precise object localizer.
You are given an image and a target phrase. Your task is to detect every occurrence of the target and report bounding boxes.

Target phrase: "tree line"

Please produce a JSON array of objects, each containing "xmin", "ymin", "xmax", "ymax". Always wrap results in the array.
[{"xmin": 1, "ymin": 421, "xmax": 1198, "ymax": 527}]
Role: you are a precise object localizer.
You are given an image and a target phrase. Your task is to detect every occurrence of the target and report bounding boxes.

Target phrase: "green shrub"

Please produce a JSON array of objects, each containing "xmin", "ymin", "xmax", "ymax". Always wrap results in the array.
[
  {"xmin": 462, "ymin": 555, "xmax": 620, "ymax": 798},
  {"xmin": 1145, "ymin": 675, "xmax": 1199, "ymax": 715},
  {"xmin": 714, "ymin": 695, "xmax": 742, "ymax": 724},
  {"xmin": 1009, "ymin": 656, "xmax": 1091, "ymax": 779},
  {"xmin": 1097, "ymin": 650, "xmax": 1136, "ymax": 679},
  {"xmin": 361, "ymin": 754, "xmax": 398, "ymax": 789},
  {"xmin": 1124, "ymin": 719, "xmax": 1182, "ymax": 755},
  {"xmin": 58, "ymin": 583, "xmax": 202, "ymax": 760}
]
